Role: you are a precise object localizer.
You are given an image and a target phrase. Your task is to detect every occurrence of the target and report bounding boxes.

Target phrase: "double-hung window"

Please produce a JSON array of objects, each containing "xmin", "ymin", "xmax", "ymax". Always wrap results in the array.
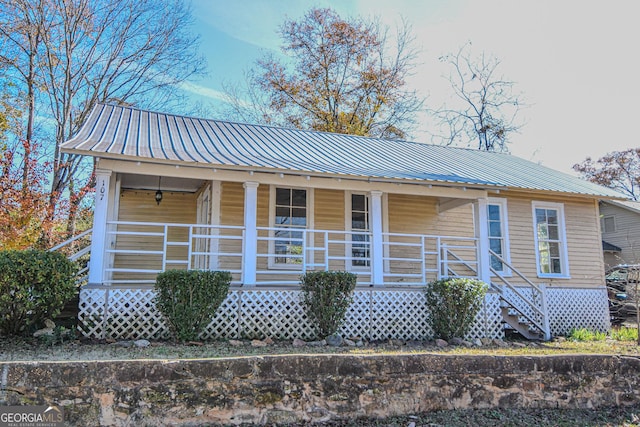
[
  {"xmin": 532, "ymin": 202, "xmax": 569, "ymax": 277},
  {"xmin": 349, "ymin": 193, "xmax": 371, "ymax": 268},
  {"xmin": 487, "ymin": 198, "xmax": 510, "ymax": 274},
  {"xmin": 273, "ymin": 187, "xmax": 307, "ymax": 266}
]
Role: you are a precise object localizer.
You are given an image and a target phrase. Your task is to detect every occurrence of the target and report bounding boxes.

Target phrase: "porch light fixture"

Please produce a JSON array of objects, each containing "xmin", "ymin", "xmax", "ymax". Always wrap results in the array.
[{"xmin": 155, "ymin": 176, "xmax": 163, "ymax": 205}]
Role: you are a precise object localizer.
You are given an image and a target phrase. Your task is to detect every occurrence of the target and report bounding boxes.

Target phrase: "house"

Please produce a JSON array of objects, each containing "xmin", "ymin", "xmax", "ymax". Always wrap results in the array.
[
  {"xmin": 600, "ymin": 200, "xmax": 640, "ymax": 269},
  {"xmin": 59, "ymin": 103, "xmax": 623, "ymax": 341}
]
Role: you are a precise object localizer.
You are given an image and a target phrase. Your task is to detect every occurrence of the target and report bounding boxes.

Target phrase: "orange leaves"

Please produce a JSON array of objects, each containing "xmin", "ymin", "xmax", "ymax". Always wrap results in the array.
[
  {"xmin": 573, "ymin": 148, "xmax": 640, "ymax": 200},
  {"xmin": 248, "ymin": 7, "xmax": 420, "ymax": 139}
]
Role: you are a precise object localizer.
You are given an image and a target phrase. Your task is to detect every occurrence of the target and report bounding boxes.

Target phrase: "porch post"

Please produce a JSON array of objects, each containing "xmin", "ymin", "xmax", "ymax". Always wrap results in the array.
[
  {"xmin": 242, "ymin": 182, "xmax": 259, "ymax": 286},
  {"xmin": 370, "ymin": 190, "xmax": 384, "ymax": 286},
  {"xmin": 88, "ymin": 169, "xmax": 112, "ymax": 285},
  {"xmin": 474, "ymin": 198, "xmax": 491, "ymax": 284}
]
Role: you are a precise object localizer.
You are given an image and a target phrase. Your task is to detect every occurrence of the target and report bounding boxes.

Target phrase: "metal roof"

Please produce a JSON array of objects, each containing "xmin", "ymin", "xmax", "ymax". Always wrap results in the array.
[{"xmin": 61, "ymin": 103, "xmax": 623, "ymax": 198}]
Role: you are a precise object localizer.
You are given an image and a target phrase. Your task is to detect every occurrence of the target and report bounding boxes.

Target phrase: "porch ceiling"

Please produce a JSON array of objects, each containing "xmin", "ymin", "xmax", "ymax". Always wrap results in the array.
[{"xmin": 120, "ymin": 174, "xmax": 204, "ymax": 192}]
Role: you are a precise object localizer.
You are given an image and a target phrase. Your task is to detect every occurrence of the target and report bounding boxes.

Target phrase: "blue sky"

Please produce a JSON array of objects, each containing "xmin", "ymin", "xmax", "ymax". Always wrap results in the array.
[{"xmin": 186, "ymin": 0, "xmax": 639, "ymax": 174}]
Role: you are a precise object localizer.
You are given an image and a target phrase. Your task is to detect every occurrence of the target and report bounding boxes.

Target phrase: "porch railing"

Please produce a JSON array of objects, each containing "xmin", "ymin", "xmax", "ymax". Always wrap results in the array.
[
  {"xmin": 102, "ymin": 220, "xmax": 479, "ymax": 286},
  {"xmin": 49, "ymin": 228, "xmax": 93, "ymax": 286},
  {"xmin": 489, "ymin": 249, "xmax": 550, "ymax": 340}
]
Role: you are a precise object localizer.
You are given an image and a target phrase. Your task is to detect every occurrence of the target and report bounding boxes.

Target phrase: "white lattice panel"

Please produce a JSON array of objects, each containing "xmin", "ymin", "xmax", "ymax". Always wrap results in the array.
[
  {"xmin": 339, "ymin": 291, "xmax": 372, "ymax": 339},
  {"xmin": 78, "ymin": 287, "xmax": 504, "ymax": 341},
  {"xmin": 238, "ymin": 290, "xmax": 315, "ymax": 340},
  {"xmin": 201, "ymin": 292, "xmax": 241, "ymax": 339},
  {"xmin": 467, "ymin": 292, "xmax": 503, "ymax": 340},
  {"xmin": 78, "ymin": 288, "xmax": 107, "ymax": 338},
  {"xmin": 106, "ymin": 289, "xmax": 169, "ymax": 340},
  {"xmin": 546, "ymin": 287, "xmax": 610, "ymax": 335},
  {"xmin": 369, "ymin": 290, "xmax": 432, "ymax": 341}
]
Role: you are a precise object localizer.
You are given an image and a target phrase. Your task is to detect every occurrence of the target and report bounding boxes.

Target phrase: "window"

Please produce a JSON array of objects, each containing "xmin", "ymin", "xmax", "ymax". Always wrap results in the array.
[
  {"xmin": 273, "ymin": 187, "xmax": 307, "ymax": 266},
  {"xmin": 350, "ymin": 194, "xmax": 370, "ymax": 267},
  {"xmin": 532, "ymin": 202, "xmax": 569, "ymax": 277},
  {"xmin": 486, "ymin": 199, "xmax": 510, "ymax": 274},
  {"xmin": 602, "ymin": 216, "xmax": 616, "ymax": 233}
]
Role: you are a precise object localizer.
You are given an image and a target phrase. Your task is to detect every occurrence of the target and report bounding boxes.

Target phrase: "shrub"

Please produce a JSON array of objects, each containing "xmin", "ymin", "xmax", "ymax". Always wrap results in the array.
[
  {"xmin": 300, "ymin": 271, "xmax": 357, "ymax": 339},
  {"xmin": 425, "ymin": 277, "xmax": 488, "ymax": 341},
  {"xmin": 0, "ymin": 249, "xmax": 78, "ymax": 336},
  {"xmin": 154, "ymin": 270, "xmax": 231, "ymax": 342}
]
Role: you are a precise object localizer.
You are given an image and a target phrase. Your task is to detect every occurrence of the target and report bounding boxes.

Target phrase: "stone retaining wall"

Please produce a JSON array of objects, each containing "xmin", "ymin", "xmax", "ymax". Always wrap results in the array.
[{"xmin": 1, "ymin": 354, "xmax": 639, "ymax": 426}]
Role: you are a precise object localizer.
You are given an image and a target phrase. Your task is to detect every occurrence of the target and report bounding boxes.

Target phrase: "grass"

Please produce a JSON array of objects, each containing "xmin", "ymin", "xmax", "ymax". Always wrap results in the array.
[{"xmin": 2, "ymin": 328, "xmax": 640, "ymax": 362}]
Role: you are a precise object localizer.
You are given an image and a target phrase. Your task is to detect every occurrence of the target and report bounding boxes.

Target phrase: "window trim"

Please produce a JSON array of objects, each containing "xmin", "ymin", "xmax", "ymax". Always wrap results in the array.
[
  {"xmin": 487, "ymin": 197, "xmax": 512, "ymax": 277},
  {"xmin": 345, "ymin": 191, "xmax": 372, "ymax": 272},
  {"xmin": 268, "ymin": 185, "xmax": 314, "ymax": 270},
  {"xmin": 531, "ymin": 201, "xmax": 570, "ymax": 279},
  {"xmin": 602, "ymin": 215, "xmax": 616, "ymax": 234}
]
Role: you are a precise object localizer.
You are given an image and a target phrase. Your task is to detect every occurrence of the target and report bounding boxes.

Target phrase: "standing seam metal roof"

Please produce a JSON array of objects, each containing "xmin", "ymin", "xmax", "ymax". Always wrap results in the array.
[{"xmin": 60, "ymin": 103, "xmax": 624, "ymax": 198}]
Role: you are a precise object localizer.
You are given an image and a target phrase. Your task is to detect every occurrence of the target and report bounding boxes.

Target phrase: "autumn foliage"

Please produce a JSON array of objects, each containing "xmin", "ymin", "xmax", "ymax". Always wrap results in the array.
[
  {"xmin": 0, "ymin": 138, "xmax": 58, "ymax": 250},
  {"xmin": 573, "ymin": 148, "xmax": 640, "ymax": 200},
  {"xmin": 225, "ymin": 8, "xmax": 422, "ymax": 139}
]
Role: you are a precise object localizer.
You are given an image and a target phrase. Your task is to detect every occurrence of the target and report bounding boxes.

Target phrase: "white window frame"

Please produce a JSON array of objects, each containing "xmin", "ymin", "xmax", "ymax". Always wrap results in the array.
[
  {"xmin": 268, "ymin": 185, "xmax": 314, "ymax": 270},
  {"xmin": 345, "ymin": 192, "xmax": 372, "ymax": 272},
  {"xmin": 602, "ymin": 215, "xmax": 616, "ymax": 234},
  {"xmin": 532, "ymin": 201, "xmax": 570, "ymax": 279},
  {"xmin": 487, "ymin": 197, "xmax": 512, "ymax": 277}
]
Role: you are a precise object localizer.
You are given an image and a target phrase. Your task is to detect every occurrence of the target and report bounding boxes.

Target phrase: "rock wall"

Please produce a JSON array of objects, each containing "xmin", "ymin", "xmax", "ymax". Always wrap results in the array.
[{"xmin": 1, "ymin": 354, "xmax": 639, "ymax": 426}]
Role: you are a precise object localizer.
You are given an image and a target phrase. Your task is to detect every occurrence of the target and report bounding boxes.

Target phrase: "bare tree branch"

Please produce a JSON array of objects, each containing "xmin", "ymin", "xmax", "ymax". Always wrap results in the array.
[{"xmin": 428, "ymin": 42, "xmax": 525, "ymax": 152}]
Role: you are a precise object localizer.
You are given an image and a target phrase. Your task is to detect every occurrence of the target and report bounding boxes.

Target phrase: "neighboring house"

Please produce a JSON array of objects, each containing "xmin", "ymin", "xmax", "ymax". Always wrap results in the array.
[
  {"xmin": 600, "ymin": 200, "xmax": 640, "ymax": 269},
  {"xmin": 59, "ymin": 104, "xmax": 623, "ymax": 341}
]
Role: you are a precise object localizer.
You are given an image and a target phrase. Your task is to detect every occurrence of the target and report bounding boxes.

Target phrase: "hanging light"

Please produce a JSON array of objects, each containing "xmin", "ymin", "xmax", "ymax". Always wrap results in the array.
[{"xmin": 155, "ymin": 176, "xmax": 163, "ymax": 205}]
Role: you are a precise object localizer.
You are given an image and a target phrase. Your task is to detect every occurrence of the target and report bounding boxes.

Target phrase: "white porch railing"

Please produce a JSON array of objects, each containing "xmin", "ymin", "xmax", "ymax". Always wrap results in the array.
[
  {"xmin": 49, "ymin": 228, "xmax": 93, "ymax": 286},
  {"xmin": 102, "ymin": 221, "xmax": 479, "ymax": 286}
]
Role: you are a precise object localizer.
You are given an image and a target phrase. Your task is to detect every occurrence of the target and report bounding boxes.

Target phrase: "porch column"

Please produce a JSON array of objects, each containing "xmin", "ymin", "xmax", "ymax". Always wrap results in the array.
[
  {"xmin": 370, "ymin": 190, "xmax": 384, "ymax": 286},
  {"xmin": 474, "ymin": 198, "xmax": 491, "ymax": 284},
  {"xmin": 88, "ymin": 169, "xmax": 112, "ymax": 285},
  {"xmin": 242, "ymin": 182, "xmax": 259, "ymax": 286}
]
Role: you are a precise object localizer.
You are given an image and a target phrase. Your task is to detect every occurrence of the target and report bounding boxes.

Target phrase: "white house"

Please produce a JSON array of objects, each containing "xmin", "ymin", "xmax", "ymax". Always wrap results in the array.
[{"xmin": 59, "ymin": 104, "xmax": 623, "ymax": 341}]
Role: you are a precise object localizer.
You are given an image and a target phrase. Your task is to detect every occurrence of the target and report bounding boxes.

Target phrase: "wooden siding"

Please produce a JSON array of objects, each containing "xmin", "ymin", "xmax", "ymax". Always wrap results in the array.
[
  {"xmin": 111, "ymin": 181, "xmax": 605, "ymax": 289},
  {"xmin": 503, "ymin": 193, "xmax": 604, "ymax": 289},
  {"xmin": 600, "ymin": 202, "xmax": 640, "ymax": 267},
  {"xmin": 112, "ymin": 189, "xmax": 197, "ymax": 282}
]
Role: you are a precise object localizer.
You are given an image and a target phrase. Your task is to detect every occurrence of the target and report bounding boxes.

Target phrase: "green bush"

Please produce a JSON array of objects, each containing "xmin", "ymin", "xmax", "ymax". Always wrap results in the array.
[
  {"xmin": 0, "ymin": 250, "xmax": 78, "ymax": 336},
  {"xmin": 154, "ymin": 270, "xmax": 231, "ymax": 342},
  {"xmin": 300, "ymin": 271, "xmax": 357, "ymax": 339},
  {"xmin": 425, "ymin": 277, "xmax": 488, "ymax": 341}
]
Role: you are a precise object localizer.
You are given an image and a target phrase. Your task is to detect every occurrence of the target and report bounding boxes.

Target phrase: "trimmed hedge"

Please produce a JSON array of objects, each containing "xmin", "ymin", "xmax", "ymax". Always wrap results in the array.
[
  {"xmin": 154, "ymin": 270, "xmax": 231, "ymax": 342},
  {"xmin": 425, "ymin": 277, "xmax": 488, "ymax": 340},
  {"xmin": 0, "ymin": 250, "xmax": 78, "ymax": 336},
  {"xmin": 300, "ymin": 271, "xmax": 357, "ymax": 339}
]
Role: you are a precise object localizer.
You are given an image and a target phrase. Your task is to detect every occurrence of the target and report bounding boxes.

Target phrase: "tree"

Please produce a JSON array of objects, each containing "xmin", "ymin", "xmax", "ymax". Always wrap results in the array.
[
  {"xmin": 573, "ymin": 148, "xmax": 640, "ymax": 200},
  {"xmin": 0, "ymin": 99, "xmax": 56, "ymax": 250},
  {"xmin": 429, "ymin": 43, "xmax": 525, "ymax": 152},
  {"xmin": 223, "ymin": 8, "xmax": 422, "ymax": 139},
  {"xmin": 0, "ymin": 0, "xmax": 206, "ymax": 240}
]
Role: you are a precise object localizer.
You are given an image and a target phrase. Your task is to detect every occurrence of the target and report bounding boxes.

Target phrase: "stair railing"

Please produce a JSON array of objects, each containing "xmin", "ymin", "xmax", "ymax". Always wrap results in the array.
[{"xmin": 489, "ymin": 250, "xmax": 550, "ymax": 340}]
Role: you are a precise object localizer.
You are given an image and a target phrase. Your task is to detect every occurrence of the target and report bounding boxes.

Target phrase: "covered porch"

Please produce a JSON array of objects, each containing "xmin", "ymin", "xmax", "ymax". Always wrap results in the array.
[{"xmin": 89, "ymin": 167, "xmax": 492, "ymax": 289}]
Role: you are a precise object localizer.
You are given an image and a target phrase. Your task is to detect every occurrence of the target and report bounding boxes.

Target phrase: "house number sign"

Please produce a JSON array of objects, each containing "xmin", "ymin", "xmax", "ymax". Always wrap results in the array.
[{"xmin": 99, "ymin": 180, "xmax": 106, "ymax": 201}]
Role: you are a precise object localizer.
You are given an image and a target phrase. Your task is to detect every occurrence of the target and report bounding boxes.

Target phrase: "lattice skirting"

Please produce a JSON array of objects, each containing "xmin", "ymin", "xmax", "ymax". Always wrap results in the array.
[
  {"xmin": 546, "ymin": 287, "xmax": 611, "ymax": 335},
  {"xmin": 78, "ymin": 287, "xmax": 504, "ymax": 341}
]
